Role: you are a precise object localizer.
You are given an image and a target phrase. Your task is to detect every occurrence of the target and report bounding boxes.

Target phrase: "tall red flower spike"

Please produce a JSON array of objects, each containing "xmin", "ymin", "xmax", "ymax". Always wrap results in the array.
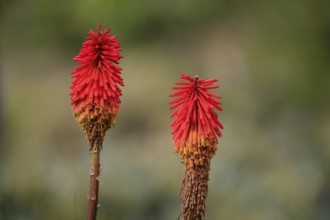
[
  {"xmin": 169, "ymin": 73, "xmax": 223, "ymax": 220},
  {"xmin": 70, "ymin": 23, "xmax": 123, "ymax": 148},
  {"xmin": 69, "ymin": 24, "xmax": 123, "ymax": 220}
]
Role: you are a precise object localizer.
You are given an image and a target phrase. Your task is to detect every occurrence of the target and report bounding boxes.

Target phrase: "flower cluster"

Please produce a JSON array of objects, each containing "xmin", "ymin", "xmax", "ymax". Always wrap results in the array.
[
  {"xmin": 70, "ymin": 24, "xmax": 123, "ymax": 148},
  {"xmin": 169, "ymin": 74, "xmax": 223, "ymax": 155},
  {"xmin": 170, "ymin": 74, "xmax": 223, "ymax": 219}
]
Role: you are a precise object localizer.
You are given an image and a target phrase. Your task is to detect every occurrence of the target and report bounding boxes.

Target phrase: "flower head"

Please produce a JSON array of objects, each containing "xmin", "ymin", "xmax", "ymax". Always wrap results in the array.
[
  {"xmin": 169, "ymin": 74, "xmax": 223, "ymax": 155},
  {"xmin": 70, "ymin": 24, "xmax": 123, "ymax": 148}
]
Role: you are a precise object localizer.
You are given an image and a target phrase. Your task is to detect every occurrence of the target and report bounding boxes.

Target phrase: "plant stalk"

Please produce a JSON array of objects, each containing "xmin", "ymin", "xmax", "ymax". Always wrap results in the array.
[
  {"xmin": 87, "ymin": 145, "xmax": 101, "ymax": 220},
  {"xmin": 180, "ymin": 146, "xmax": 214, "ymax": 220},
  {"xmin": 181, "ymin": 163, "xmax": 210, "ymax": 220}
]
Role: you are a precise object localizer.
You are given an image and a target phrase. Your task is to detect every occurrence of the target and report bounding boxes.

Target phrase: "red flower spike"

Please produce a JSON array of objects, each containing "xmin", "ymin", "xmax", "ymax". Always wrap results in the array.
[
  {"xmin": 70, "ymin": 24, "xmax": 123, "ymax": 220},
  {"xmin": 169, "ymin": 73, "xmax": 223, "ymax": 155},
  {"xmin": 70, "ymin": 24, "xmax": 123, "ymax": 149},
  {"xmin": 170, "ymin": 73, "xmax": 223, "ymax": 220}
]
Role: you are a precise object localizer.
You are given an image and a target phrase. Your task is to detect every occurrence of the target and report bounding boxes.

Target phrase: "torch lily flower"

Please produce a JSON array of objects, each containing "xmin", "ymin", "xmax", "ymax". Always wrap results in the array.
[
  {"xmin": 170, "ymin": 73, "xmax": 223, "ymax": 155},
  {"xmin": 70, "ymin": 24, "xmax": 123, "ymax": 148},
  {"xmin": 169, "ymin": 73, "xmax": 223, "ymax": 220},
  {"xmin": 69, "ymin": 24, "xmax": 123, "ymax": 220}
]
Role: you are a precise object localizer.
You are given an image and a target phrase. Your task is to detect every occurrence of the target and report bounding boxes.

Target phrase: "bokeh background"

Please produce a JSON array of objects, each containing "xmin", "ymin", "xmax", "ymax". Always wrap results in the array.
[{"xmin": 1, "ymin": 0, "xmax": 330, "ymax": 219}]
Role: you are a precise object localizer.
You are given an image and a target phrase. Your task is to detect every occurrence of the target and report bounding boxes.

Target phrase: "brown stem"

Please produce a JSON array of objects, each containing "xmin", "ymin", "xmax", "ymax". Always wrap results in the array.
[
  {"xmin": 180, "ymin": 146, "xmax": 214, "ymax": 220},
  {"xmin": 79, "ymin": 107, "xmax": 110, "ymax": 220},
  {"xmin": 87, "ymin": 145, "xmax": 101, "ymax": 220},
  {"xmin": 181, "ymin": 163, "xmax": 210, "ymax": 220}
]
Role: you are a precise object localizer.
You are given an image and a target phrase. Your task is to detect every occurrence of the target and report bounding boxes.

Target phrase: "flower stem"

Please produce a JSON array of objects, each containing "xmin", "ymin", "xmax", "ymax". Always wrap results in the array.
[
  {"xmin": 180, "ymin": 146, "xmax": 214, "ymax": 220},
  {"xmin": 87, "ymin": 145, "xmax": 101, "ymax": 220},
  {"xmin": 181, "ymin": 163, "xmax": 210, "ymax": 220}
]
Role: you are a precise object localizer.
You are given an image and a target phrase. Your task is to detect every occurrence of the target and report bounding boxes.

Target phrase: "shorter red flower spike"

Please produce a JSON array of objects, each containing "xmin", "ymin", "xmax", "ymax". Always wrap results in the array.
[{"xmin": 169, "ymin": 74, "xmax": 223, "ymax": 155}]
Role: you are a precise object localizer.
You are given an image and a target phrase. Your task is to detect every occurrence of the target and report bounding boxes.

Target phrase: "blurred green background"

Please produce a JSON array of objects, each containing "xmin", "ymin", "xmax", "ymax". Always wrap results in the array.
[{"xmin": 1, "ymin": 0, "xmax": 330, "ymax": 219}]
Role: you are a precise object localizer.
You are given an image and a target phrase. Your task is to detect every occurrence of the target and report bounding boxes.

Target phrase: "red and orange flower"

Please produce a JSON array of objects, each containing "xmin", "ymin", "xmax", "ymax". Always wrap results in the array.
[
  {"xmin": 70, "ymin": 24, "xmax": 123, "ymax": 148},
  {"xmin": 169, "ymin": 73, "xmax": 223, "ymax": 155},
  {"xmin": 169, "ymin": 73, "xmax": 223, "ymax": 219}
]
